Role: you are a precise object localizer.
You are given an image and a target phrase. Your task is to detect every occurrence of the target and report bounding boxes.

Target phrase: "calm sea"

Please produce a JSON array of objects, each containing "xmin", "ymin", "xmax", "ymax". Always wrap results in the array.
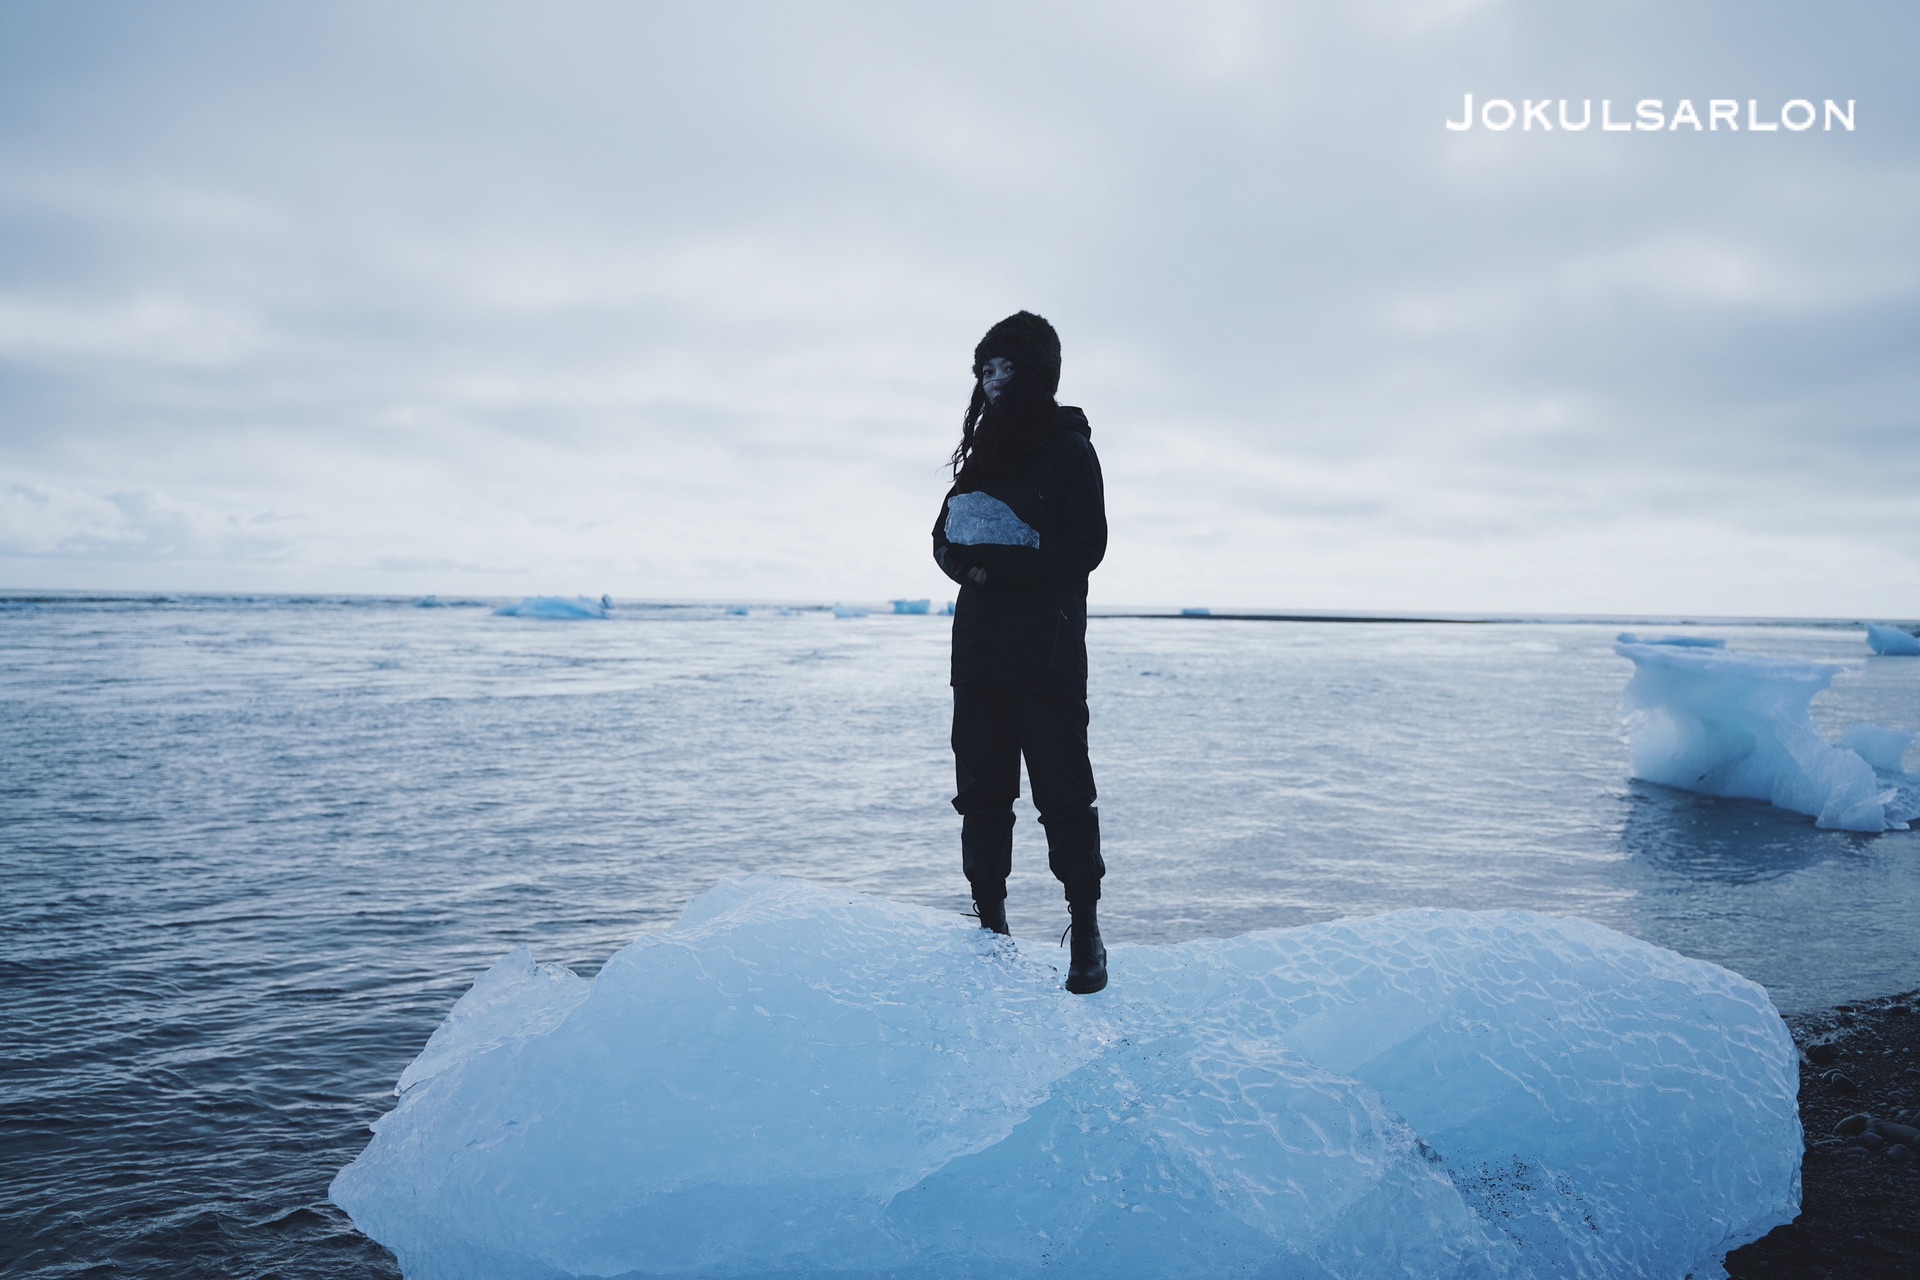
[{"xmin": 3, "ymin": 597, "xmax": 1916, "ymax": 1277}]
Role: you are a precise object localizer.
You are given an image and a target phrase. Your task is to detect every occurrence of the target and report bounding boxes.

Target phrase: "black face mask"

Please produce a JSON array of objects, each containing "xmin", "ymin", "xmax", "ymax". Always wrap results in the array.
[
  {"xmin": 961, "ymin": 387, "xmax": 1055, "ymax": 483},
  {"xmin": 982, "ymin": 364, "xmax": 1053, "ymax": 419}
]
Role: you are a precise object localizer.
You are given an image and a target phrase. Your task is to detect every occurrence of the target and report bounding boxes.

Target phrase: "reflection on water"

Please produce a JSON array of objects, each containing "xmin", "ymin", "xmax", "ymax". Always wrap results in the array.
[
  {"xmin": 1605, "ymin": 778, "xmax": 1917, "ymax": 1026},
  {"xmin": 1617, "ymin": 780, "xmax": 1870, "ymax": 886}
]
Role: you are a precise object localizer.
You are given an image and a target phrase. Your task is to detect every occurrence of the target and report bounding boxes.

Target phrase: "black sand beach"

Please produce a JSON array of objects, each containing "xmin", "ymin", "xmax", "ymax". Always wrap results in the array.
[{"xmin": 1726, "ymin": 991, "xmax": 1920, "ymax": 1279}]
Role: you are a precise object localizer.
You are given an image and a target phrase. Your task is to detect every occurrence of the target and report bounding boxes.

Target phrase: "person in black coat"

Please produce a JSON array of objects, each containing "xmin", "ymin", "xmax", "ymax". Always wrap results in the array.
[{"xmin": 932, "ymin": 311, "xmax": 1109, "ymax": 995}]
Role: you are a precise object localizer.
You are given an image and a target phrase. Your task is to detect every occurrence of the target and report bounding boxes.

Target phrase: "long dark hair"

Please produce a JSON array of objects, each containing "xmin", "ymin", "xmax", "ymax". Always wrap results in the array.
[{"xmin": 948, "ymin": 379, "xmax": 1055, "ymax": 487}]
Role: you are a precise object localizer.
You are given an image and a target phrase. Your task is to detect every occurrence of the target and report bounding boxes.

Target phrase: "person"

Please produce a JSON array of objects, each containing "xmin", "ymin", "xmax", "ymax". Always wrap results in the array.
[{"xmin": 931, "ymin": 311, "xmax": 1109, "ymax": 995}]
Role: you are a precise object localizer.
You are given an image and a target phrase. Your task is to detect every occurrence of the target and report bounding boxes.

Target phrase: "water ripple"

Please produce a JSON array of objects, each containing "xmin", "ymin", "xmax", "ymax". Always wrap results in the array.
[{"xmin": 2, "ymin": 600, "xmax": 1915, "ymax": 1276}]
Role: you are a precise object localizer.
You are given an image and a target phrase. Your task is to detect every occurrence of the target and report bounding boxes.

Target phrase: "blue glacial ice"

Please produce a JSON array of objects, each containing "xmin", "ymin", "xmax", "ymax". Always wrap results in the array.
[
  {"xmin": 1615, "ymin": 640, "xmax": 1908, "ymax": 831},
  {"xmin": 493, "ymin": 596, "xmax": 610, "ymax": 620},
  {"xmin": 945, "ymin": 491, "xmax": 1041, "ymax": 548},
  {"xmin": 1614, "ymin": 632, "xmax": 1725, "ymax": 648},
  {"xmin": 1866, "ymin": 622, "xmax": 1920, "ymax": 656},
  {"xmin": 1840, "ymin": 723, "xmax": 1915, "ymax": 774},
  {"xmin": 332, "ymin": 876, "xmax": 1800, "ymax": 1280}
]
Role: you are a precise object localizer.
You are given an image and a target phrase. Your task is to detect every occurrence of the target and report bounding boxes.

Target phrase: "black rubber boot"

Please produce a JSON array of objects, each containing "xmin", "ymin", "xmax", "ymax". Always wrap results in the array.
[
  {"xmin": 972, "ymin": 895, "xmax": 1010, "ymax": 936},
  {"xmin": 1064, "ymin": 900, "xmax": 1107, "ymax": 995}
]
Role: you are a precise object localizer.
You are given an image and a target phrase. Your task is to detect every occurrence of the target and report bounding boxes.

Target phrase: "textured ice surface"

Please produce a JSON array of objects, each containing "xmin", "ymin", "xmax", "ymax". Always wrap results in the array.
[
  {"xmin": 394, "ymin": 947, "xmax": 588, "ymax": 1095},
  {"xmin": 332, "ymin": 877, "xmax": 1800, "ymax": 1280},
  {"xmin": 493, "ymin": 596, "xmax": 608, "ymax": 620},
  {"xmin": 1866, "ymin": 622, "xmax": 1920, "ymax": 656},
  {"xmin": 945, "ymin": 491, "xmax": 1041, "ymax": 548},
  {"xmin": 1615, "ymin": 640, "xmax": 1900, "ymax": 831}
]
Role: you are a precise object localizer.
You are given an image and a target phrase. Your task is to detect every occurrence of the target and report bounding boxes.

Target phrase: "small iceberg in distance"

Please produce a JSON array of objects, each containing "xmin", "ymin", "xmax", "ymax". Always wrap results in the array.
[
  {"xmin": 724, "ymin": 605, "xmax": 750, "ymax": 616},
  {"xmin": 1615, "ymin": 631, "xmax": 1724, "ymax": 648},
  {"xmin": 1866, "ymin": 622, "xmax": 1920, "ymax": 656},
  {"xmin": 414, "ymin": 595, "xmax": 446, "ymax": 608},
  {"xmin": 889, "ymin": 598, "xmax": 930, "ymax": 615},
  {"xmin": 1614, "ymin": 639, "xmax": 1904, "ymax": 831},
  {"xmin": 493, "ymin": 596, "xmax": 610, "ymax": 620},
  {"xmin": 332, "ymin": 877, "xmax": 1800, "ymax": 1280},
  {"xmin": 832, "ymin": 602, "xmax": 869, "ymax": 619}
]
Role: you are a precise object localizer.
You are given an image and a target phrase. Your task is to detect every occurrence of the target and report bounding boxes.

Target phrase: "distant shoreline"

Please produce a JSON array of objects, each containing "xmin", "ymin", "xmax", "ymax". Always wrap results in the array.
[{"xmin": 0, "ymin": 591, "xmax": 1908, "ymax": 632}]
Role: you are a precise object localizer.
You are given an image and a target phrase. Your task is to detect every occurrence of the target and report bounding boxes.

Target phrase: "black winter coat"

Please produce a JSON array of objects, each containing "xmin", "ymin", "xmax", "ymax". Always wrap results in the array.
[{"xmin": 932, "ymin": 406, "xmax": 1107, "ymax": 697}]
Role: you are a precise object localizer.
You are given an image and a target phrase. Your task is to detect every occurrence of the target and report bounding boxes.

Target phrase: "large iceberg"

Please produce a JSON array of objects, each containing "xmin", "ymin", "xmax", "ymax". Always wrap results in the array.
[
  {"xmin": 1865, "ymin": 622, "xmax": 1920, "ymax": 656},
  {"xmin": 333, "ymin": 877, "xmax": 1800, "ymax": 1280},
  {"xmin": 1615, "ymin": 639, "xmax": 1905, "ymax": 831}
]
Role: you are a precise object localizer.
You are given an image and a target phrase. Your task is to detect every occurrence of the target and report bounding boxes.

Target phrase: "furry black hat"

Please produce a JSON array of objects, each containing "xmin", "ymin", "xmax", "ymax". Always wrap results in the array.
[{"xmin": 973, "ymin": 311, "xmax": 1061, "ymax": 402}]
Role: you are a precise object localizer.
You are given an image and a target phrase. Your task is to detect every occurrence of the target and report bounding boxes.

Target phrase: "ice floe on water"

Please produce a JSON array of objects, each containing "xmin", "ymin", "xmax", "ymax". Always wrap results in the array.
[
  {"xmin": 1614, "ymin": 632, "xmax": 1725, "ymax": 648},
  {"xmin": 333, "ymin": 876, "xmax": 1800, "ymax": 1280},
  {"xmin": 1865, "ymin": 622, "xmax": 1920, "ymax": 656},
  {"xmin": 493, "ymin": 595, "xmax": 612, "ymax": 620},
  {"xmin": 1615, "ymin": 639, "xmax": 1917, "ymax": 832}
]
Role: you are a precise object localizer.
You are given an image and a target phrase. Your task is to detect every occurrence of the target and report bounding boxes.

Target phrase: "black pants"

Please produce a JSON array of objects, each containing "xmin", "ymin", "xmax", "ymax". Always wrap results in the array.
[{"xmin": 950, "ymin": 684, "xmax": 1103, "ymax": 906}]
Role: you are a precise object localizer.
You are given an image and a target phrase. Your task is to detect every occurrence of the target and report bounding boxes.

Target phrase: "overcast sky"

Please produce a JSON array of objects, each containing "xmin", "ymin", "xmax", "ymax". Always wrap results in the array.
[{"xmin": 1, "ymin": 1, "xmax": 1914, "ymax": 615}]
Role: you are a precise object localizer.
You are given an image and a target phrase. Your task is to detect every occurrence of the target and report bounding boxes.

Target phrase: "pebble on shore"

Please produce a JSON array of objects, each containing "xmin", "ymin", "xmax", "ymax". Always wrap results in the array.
[{"xmin": 1725, "ymin": 991, "xmax": 1920, "ymax": 1279}]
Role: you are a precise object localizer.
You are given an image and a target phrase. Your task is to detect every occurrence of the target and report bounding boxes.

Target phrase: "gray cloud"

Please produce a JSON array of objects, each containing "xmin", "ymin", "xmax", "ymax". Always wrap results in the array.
[{"xmin": 0, "ymin": 0, "xmax": 1914, "ymax": 613}]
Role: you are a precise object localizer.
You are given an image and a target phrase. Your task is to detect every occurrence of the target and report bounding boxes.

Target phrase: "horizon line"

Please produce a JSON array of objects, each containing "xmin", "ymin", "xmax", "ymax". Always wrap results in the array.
[{"xmin": 0, "ymin": 589, "xmax": 1910, "ymax": 631}]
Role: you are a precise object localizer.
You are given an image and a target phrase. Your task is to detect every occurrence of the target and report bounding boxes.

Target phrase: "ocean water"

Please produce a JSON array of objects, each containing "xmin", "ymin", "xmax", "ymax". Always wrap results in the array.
[{"xmin": 2, "ymin": 596, "xmax": 1916, "ymax": 1278}]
